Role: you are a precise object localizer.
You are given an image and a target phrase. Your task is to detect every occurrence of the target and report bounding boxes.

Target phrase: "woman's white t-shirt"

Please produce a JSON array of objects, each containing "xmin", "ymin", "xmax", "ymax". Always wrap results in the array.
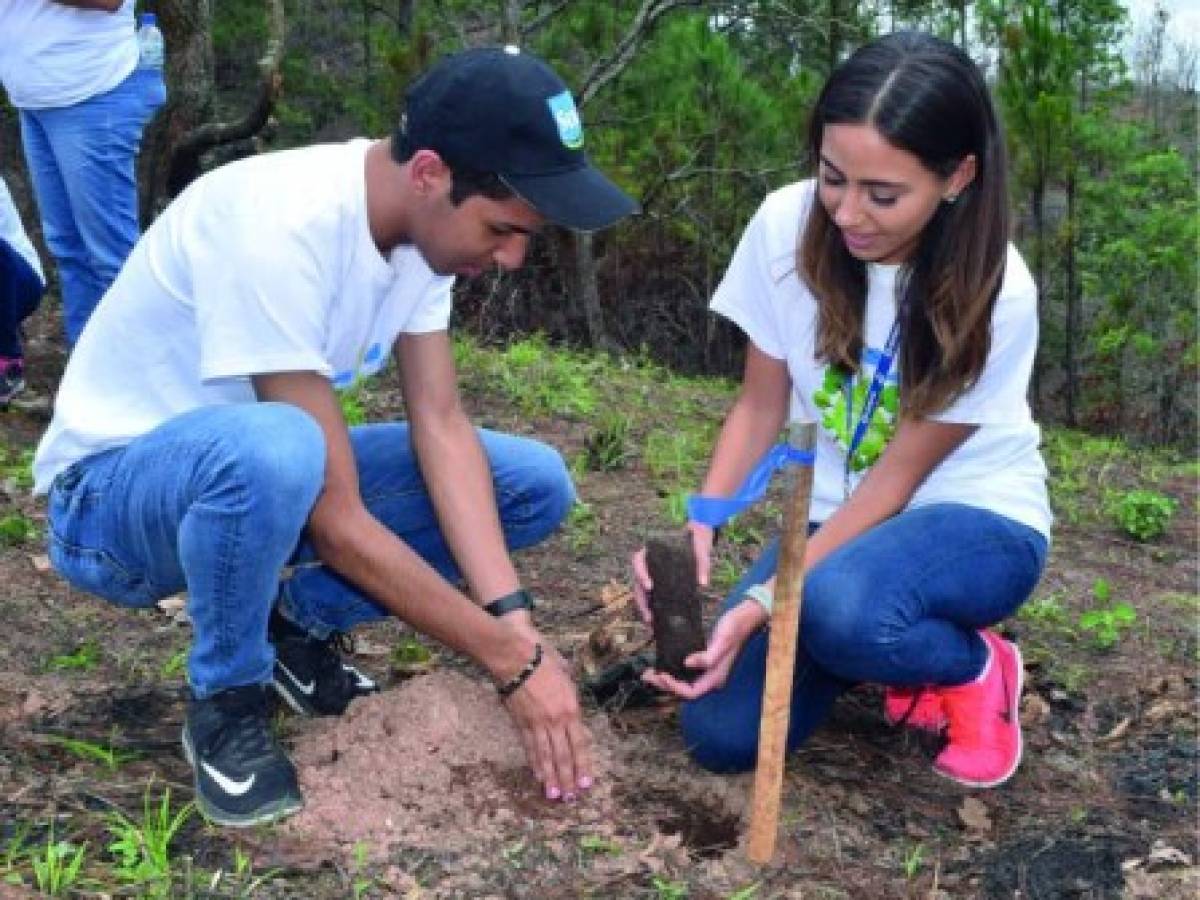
[{"xmin": 710, "ymin": 179, "xmax": 1051, "ymax": 538}]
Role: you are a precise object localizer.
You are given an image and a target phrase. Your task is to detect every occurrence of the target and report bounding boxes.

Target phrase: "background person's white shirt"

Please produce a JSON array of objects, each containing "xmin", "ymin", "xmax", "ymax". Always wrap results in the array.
[
  {"xmin": 0, "ymin": 0, "xmax": 139, "ymax": 109},
  {"xmin": 0, "ymin": 178, "xmax": 45, "ymax": 285},
  {"xmin": 710, "ymin": 179, "xmax": 1052, "ymax": 538},
  {"xmin": 33, "ymin": 139, "xmax": 454, "ymax": 493}
]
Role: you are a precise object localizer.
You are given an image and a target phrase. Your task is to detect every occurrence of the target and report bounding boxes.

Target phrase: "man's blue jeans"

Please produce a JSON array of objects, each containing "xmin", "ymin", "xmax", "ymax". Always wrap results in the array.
[
  {"xmin": 680, "ymin": 504, "xmax": 1048, "ymax": 773},
  {"xmin": 19, "ymin": 66, "xmax": 166, "ymax": 344},
  {"xmin": 0, "ymin": 238, "xmax": 43, "ymax": 358},
  {"xmin": 46, "ymin": 405, "xmax": 575, "ymax": 699}
]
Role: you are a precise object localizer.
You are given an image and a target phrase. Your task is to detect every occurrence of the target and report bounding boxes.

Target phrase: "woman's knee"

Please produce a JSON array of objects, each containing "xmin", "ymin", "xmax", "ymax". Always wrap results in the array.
[
  {"xmin": 801, "ymin": 565, "xmax": 878, "ymax": 667},
  {"xmin": 680, "ymin": 700, "xmax": 758, "ymax": 774}
]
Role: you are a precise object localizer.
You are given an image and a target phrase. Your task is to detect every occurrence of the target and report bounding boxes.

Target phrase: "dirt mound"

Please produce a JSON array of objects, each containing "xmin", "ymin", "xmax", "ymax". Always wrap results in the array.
[{"xmin": 282, "ymin": 670, "xmax": 628, "ymax": 859}]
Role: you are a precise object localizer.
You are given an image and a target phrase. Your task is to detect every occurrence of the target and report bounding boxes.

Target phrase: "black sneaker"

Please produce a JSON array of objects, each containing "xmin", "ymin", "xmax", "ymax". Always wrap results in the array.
[
  {"xmin": 269, "ymin": 609, "xmax": 379, "ymax": 717},
  {"xmin": 0, "ymin": 360, "xmax": 25, "ymax": 406},
  {"xmin": 181, "ymin": 684, "xmax": 303, "ymax": 828}
]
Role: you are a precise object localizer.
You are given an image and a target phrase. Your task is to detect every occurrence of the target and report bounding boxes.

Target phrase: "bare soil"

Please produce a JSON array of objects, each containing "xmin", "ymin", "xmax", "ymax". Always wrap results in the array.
[{"xmin": 0, "ymin": 306, "xmax": 1196, "ymax": 898}]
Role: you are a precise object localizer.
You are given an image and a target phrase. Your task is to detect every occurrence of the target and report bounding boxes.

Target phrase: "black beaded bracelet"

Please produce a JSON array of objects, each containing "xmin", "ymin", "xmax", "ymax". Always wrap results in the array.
[{"xmin": 497, "ymin": 643, "xmax": 543, "ymax": 700}]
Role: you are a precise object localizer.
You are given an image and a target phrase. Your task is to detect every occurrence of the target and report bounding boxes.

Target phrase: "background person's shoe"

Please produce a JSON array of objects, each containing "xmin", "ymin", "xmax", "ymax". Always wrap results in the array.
[
  {"xmin": 182, "ymin": 684, "xmax": 303, "ymax": 827},
  {"xmin": 269, "ymin": 609, "xmax": 379, "ymax": 716},
  {"xmin": 884, "ymin": 685, "xmax": 947, "ymax": 732},
  {"xmin": 0, "ymin": 358, "xmax": 25, "ymax": 406},
  {"xmin": 933, "ymin": 631, "xmax": 1024, "ymax": 788}
]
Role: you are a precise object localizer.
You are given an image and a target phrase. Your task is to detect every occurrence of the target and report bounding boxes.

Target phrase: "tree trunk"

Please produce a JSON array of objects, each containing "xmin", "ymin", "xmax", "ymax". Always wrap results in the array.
[
  {"xmin": 1030, "ymin": 176, "xmax": 1046, "ymax": 412},
  {"xmin": 138, "ymin": 0, "xmax": 216, "ymax": 222},
  {"xmin": 1063, "ymin": 169, "xmax": 1077, "ymax": 426},
  {"xmin": 573, "ymin": 231, "xmax": 610, "ymax": 349}
]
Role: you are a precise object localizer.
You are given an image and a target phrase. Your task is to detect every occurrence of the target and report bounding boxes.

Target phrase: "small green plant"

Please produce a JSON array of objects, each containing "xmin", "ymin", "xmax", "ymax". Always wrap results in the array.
[
  {"xmin": 496, "ymin": 335, "xmax": 597, "ymax": 418},
  {"xmin": 565, "ymin": 500, "xmax": 598, "ymax": 551},
  {"xmin": 727, "ymin": 884, "xmax": 762, "ymax": 900},
  {"xmin": 350, "ymin": 842, "xmax": 375, "ymax": 899},
  {"xmin": 584, "ymin": 413, "xmax": 632, "ymax": 471},
  {"xmin": 106, "ymin": 785, "xmax": 195, "ymax": 892},
  {"xmin": 49, "ymin": 734, "xmax": 140, "ymax": 771},
  {"xmin": 47, "ymin": 639, "xmax": 101, "ymax": 672},
  {"xmin": 902, "ymin": 843, "xmax": 925, "ymax": 879},
  {"xmin": 339, "ymin": 382, "xmax": 368, "ymax": 426},
  {"xmin": 1078, "ymin": 579, "xmax": 1137, "ymax": 649},
  {"xmin": 578, "ymin": 834, "xmax": 622, "ymax": 856},
  {"xmin": 1111, "ymin": 489, "xmax": 1177, "ymax": 541},
  {"xmin": 0, "ymin": 446, "xmax": 34, "ymax": 491},
  {"xmin": 0, "ymin": 512, "xmax": 36, "ymax": 546},
  {"xmin": 160, "ymin": 647, "xmax": 187, "ymax": 679},
  {"xmin": 663, "ymin": 487, "xmax": 689, "ymax": 525},
  {"xmin": 391, "ymin": 634, "xmax": 433, "ymax": 674},
  {"xmin": 1018, "ymin": 591, "xmax": 1069, "ymax": 626},
  {"xmin": 652, "ymin": 875, "xmax": 689, "ymax": 900},
  {"xmin": 2, "ymin": 821, "xmax": 30, "ymax": 875},
  {"xmin": 643, "ymin": 425, "xmax": 711, "ymax": 484},
  {"xmin": 30, "ymin": 826, "xmax": 86, "ymax": 897}
]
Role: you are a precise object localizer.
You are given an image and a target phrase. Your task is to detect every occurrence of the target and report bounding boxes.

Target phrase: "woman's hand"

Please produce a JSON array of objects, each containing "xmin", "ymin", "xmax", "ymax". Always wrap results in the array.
[
  {"xmin": 630, "ymin": 521, "xmax": 717, "ymax": 624},
  {"xmin": 642, "ymin": 598, "xmax": 768, "ymax": 700}
]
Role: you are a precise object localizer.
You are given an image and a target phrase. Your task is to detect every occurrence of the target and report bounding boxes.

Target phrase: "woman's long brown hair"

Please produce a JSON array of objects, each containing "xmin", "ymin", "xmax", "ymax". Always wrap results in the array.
[{"xmin": 799, "ymin": 32, "xmax": 1011, "ymax": 419}]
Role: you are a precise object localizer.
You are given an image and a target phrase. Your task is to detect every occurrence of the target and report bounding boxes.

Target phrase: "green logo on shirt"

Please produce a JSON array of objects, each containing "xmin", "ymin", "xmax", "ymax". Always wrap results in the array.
[{"xmin": 813, "ymin": 361, "xmax": 900, "ymax": 473}]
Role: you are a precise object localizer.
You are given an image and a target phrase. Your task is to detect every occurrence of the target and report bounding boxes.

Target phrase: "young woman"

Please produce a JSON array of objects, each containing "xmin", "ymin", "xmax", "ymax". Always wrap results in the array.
[{"xmin": 632, "ymin": 31, "xmax": 1050, "ymax": 788}]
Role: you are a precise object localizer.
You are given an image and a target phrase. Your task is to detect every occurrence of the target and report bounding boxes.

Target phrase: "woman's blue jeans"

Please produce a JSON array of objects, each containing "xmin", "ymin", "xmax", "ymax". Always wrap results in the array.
[
  {"xmin": 680, "ymin": 504, "xmax": 1048, "ymax": 773},
  {"xmin": 46, "ymin": 405, "xmax": 575, "ymax": 699},
  {"xmin": 19, "ymin": 65, "xmax": 166, "ymax": 344}
]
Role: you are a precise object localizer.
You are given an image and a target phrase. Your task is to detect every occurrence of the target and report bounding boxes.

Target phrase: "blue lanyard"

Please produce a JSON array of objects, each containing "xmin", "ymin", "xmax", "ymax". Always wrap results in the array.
[
  {"xmin": 687, "ymin": 443, "xmax": 815, "ymax": 529},
  {"xmin": 844, "ymin": 317, "xmax": 901, "ymax": 498}
]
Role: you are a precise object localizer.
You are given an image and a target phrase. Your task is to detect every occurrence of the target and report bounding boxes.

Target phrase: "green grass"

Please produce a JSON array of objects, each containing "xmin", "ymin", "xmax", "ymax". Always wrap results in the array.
[
  {"xmin": 46, "ymin": 640, "xmax": 101, "ymax": 672},
  {"xmin": 48, "ymin": 734, "xmax": 140, "ymax": 771},
  {"xmin": 0, "ymin": 512, "xmax": 37, "ymax": 546},
  {"xmin": 105, "ymin": 784, "xmax": 195, "ymax": 894}
]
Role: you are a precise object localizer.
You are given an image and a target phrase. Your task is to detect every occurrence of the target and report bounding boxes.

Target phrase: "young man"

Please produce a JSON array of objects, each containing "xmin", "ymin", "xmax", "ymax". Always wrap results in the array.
[
  {"xmin": 0, "ymin": 0, "xmax": 166, "ymax": 344},
  {"xmin": 33, "ymin": 46, "xmax": 637, "ymax": 827}
]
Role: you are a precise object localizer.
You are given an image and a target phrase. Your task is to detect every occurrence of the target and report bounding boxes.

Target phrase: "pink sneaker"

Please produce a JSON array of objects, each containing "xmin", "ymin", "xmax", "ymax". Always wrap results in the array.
[
  {"xmin": 884, "ymin": 686, "xmax": 947, "ymax": 732},
  {"xmin": 933, "ymin": 631, "xmax": 1023, "ymax": 788}
]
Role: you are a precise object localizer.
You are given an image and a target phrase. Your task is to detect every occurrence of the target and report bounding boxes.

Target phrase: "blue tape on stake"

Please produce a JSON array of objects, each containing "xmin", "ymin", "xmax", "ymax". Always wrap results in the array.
[{"xmin": 686, "ymin": 443, "xmax": 815, "ymax": 529}]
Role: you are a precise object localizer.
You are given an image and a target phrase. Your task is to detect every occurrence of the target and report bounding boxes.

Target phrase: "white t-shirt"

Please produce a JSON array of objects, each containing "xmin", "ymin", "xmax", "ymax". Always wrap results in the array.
[
  {"xmin": 710, "ymin": 180, "xmax": 1052, "ymax": 538},
  {"xmin": 0, "ymin": 0, "xmax": 139, "ymax": 109},
  {"xmin": 33, "ymin": 139, "xmax": 454, "ymax": 493},
  {"xmin": 0, "ymin": 177, "xmax": 45, "ymax": 286}
]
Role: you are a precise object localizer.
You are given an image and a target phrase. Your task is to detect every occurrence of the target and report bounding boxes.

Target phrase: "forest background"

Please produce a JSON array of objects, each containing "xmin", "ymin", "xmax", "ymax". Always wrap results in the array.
[{"xmin": 0, "ymin": 0, "xmax": 1196, "ymax": 448}]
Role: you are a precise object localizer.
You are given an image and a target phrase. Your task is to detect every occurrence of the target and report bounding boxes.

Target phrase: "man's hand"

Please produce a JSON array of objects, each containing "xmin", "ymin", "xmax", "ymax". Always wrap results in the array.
[
  {"xmin": 497, "ymin": 613, "xmax": 594, "ymax": 801},
  {"xmin": 641, "ymin": 598, "xmax": 766, "ymax": 700}
]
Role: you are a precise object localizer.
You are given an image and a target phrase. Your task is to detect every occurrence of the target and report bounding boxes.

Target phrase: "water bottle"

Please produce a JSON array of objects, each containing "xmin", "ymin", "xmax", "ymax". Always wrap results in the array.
[{"xmin": 137, "ymin": 12, "xmax": 164, "ymax": 69}]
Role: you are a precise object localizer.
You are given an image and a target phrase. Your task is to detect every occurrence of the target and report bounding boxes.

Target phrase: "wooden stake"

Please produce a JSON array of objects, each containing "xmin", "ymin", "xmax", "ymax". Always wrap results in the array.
[{"xmin": 747, "ymin": 421, "xmax": 817, "ymax": 865}]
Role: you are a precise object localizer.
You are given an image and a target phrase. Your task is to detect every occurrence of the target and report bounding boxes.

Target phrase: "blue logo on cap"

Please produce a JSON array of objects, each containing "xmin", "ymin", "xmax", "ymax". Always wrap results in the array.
[{"xmin": 547, "ymin": 91, "xmax": 583, "ymax": 149}]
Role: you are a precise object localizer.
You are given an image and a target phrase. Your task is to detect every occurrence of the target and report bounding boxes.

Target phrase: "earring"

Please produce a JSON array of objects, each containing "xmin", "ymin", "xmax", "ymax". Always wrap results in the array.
[{"xmin": 943, "ymin": 193, "xmax": 958, "ymax": 204}]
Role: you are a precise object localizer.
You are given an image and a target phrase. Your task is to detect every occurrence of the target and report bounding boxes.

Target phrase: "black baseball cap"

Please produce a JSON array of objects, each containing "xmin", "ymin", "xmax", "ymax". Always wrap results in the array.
[{"xmin": 397, "ymin": 45, "xmax": 638, "ymax": 232}]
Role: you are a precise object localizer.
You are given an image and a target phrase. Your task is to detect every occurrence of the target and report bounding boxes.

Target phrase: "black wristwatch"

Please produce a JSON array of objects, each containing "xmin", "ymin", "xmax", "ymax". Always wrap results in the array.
[{"xmin": 484, "ymin": 588, "xmax": 535, "ymax": 617}]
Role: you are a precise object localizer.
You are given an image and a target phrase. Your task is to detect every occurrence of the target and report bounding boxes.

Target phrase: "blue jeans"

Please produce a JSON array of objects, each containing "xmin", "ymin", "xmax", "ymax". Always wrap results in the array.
[
  {"xmin": 46, "ymin": 406, "xmax": 575, "ymax": 699},
  {"xmin": 680, "ymin": 503, "xmax": 1048, "ymax": 773},
  {"xmin": 19, "ymin": 66, "xmax": 166, "ymax": 344},
  {"xmin": 0, "ymin": 238, "xmax": 43, "ymax": 358}
]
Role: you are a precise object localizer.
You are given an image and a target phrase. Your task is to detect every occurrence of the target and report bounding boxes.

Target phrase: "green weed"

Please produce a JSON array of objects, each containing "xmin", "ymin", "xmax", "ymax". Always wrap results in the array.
[
  {"xmin": 0, "ymin": 512, "xmax": 36, "ymax": 546},
  {"xmin": 339, "ymin": 380, "xmax": 370, "ymax": 426},
  {"xmin": 350, "ymin": 841, "xmax": 375, "ymax": 898},
  {"xmin": 727, "ymin": 884, "xmax": 762, "ymax": 900},
  {"xmin": 652, "ymin": 875, "xmax": 689, "ymax": 899},
  {"xmin": 566, "ymin": 500, "xmax": 598, "ymax": 552},
  {"xmin": 391, "ymin": 634, "xmax": 433, "ymax": 670},
  {"xmin": 49, "ymin": 734, "xmax": 140, "ymax": 771},
  {"xmin": 496, "ymin": 335, "xmax": 597, "ymax": 418},
  {"xmin": 663, "ymin": 487, "xmax": 690, "ymax": 525},
  {"xmin": 47, "ymin": 640, "xmax": 101, "ymax": 672},
  {"xmin": 902, "ymin": 843, "xmax": 925, "ymax": 879},
  {"xmin": 1110, "ymin": 489, "xmax": 1177, "ymax": 541},
  {"xmin": 30, "ymin": 825, "xmax": 86, "ymax": 897},
  {"xmin": 1078, "ymin": 579, "xmax": 1136, "ymax": 650},
  {"xmin": 643, "ymin": 425, "xmax": 712, "ymax": 484},
  {"xmin": 578, "ymin": 834, "xmax": 622, "ymax": 856},
  {"xmin": 105, "ymin": 784, "xmax": 195, "ymax": 893},
  {"xmin": 2, "ymin": 821, "xmax": 30, "ymax": 876},
  {"xmin": 584, "ymin": 413, "xmax": 632, "ymax": 471},
  {"xmin": 160, "ymin": 647, "xmax": 187, "ymax": 679},
  {"xmin": 0, "ymin": 446, "xmax": 34, "ymax": 491},
  {"xmin": 1018, "ymin": 591, "xmax": 1070, "ymax": 627}
]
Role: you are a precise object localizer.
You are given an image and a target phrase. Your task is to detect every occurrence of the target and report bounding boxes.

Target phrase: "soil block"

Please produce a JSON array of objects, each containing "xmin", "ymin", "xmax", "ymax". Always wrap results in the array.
[{"xmin": 645, "ymin": 533, "xmax": 706, "ymax": 682}]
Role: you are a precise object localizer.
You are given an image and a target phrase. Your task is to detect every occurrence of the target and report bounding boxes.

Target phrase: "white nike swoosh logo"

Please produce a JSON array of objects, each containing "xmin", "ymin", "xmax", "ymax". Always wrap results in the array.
[
  {"xmin": 343, "ymin": 664, "xmax": 377, "ymax": 692},
  {"xmin": 278, "ymin": 661, "xmax": 316, "ymax": 695},
  {"xmin": 201, "ymin": 761, "xmax": 256, "ymax": 796}
]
